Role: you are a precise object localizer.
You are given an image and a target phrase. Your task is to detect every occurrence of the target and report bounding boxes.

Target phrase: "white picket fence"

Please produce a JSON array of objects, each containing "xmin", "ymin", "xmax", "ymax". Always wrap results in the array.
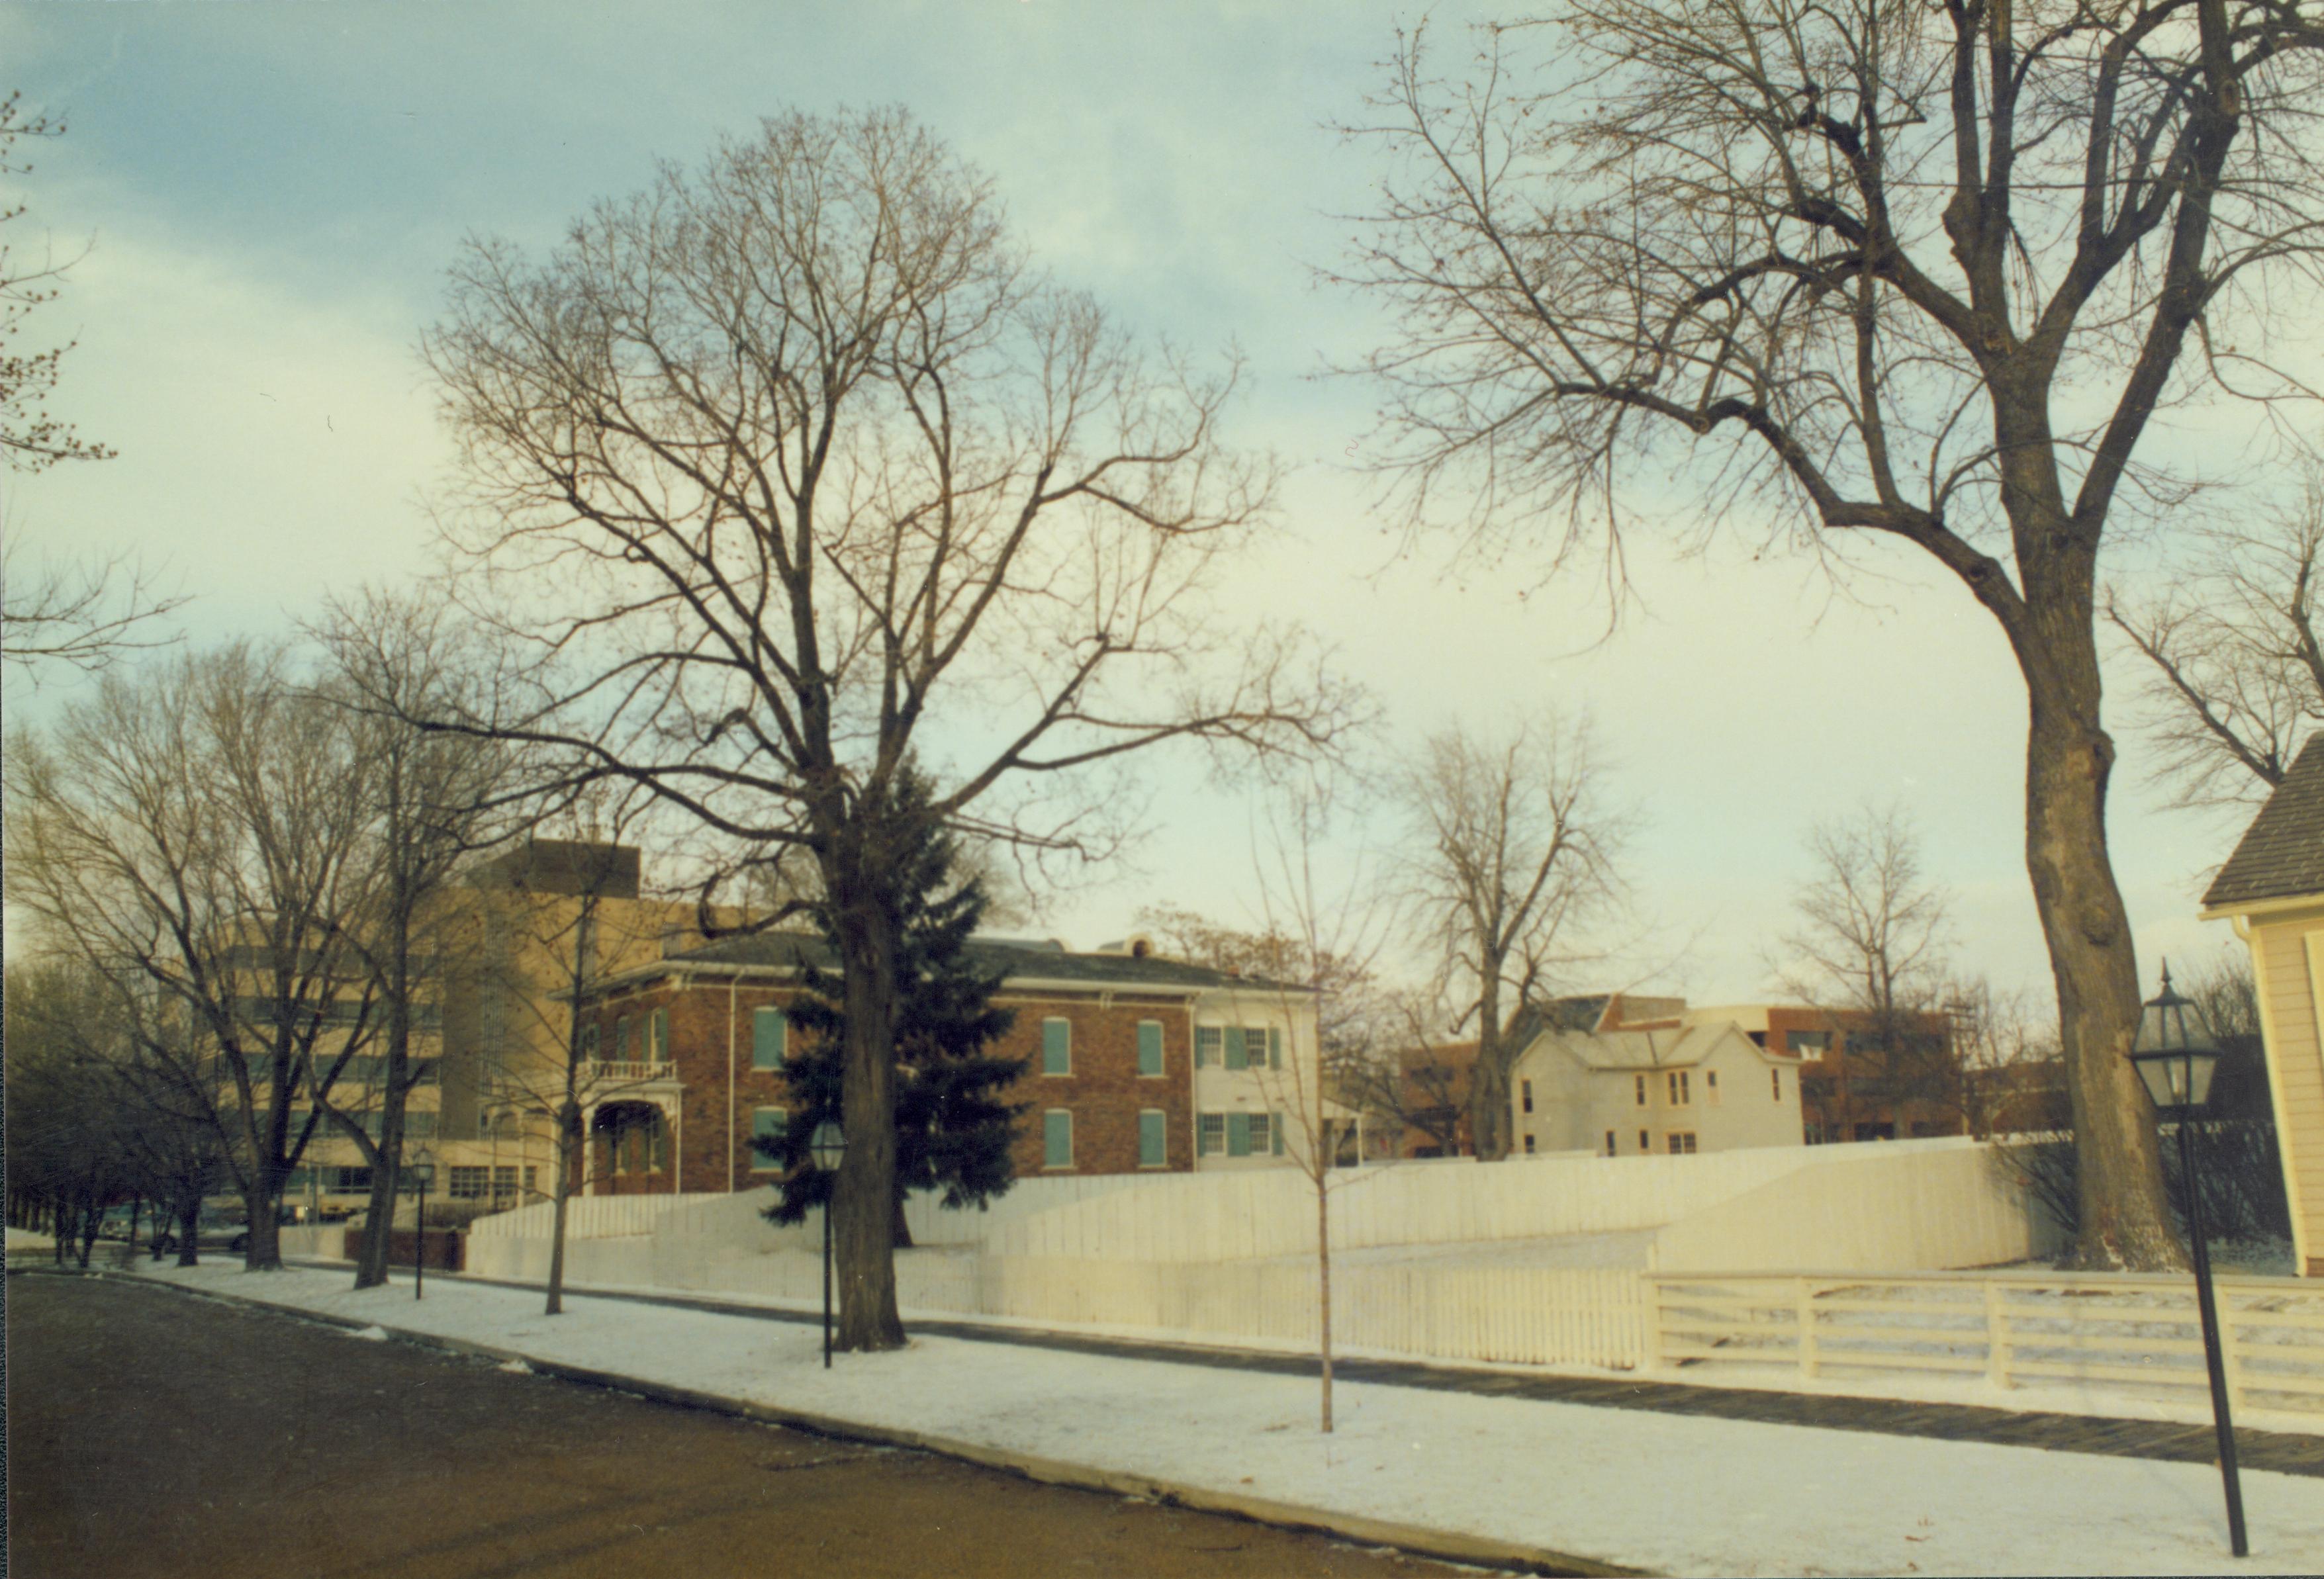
[{"xmin": 1648, "ymin": 1270, "xmax": 2324, "ymax": 1416}]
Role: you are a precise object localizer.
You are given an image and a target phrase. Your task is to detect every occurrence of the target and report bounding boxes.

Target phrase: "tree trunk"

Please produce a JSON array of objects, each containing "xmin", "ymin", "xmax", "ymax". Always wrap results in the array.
[
  {"xmin": 892, "ymin": 1191, "xmax": 913, "ymax": 1250},
  {"xmin": 355, "ymin": 877, "xmax": 416, "ymax": 1290},
  {"xmin": 241, "ymin": 1185, "xmax": 283, "ymax": 1271},
  {"xmin": 547, "ymin": 1101, "xmax": 577, "ymax": 1316},
  {"xmin": 175, "ymin": 1194, "xmax": 201, "ymax": 1267},
  {"xmin": 829, "ymin": 879, "xmax": 906, "ymax": 1353},
  {"xmin": 2020, "ymin": 631, "xmax": 2183, "ymax": 1269},
  {"xmin": 1316, "ymin": 1175, "xmax": 1334, "ymax": 1434},
  {"xmin": 1467, "ymin": 975, "xmax": 1511, "ymax": 1160}
]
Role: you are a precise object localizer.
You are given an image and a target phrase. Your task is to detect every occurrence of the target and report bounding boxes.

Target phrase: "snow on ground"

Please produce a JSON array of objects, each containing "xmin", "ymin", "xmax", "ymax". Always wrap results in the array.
[
  {"xmin": 121, "ymin": 1260, "xmax": 2323, "ymax": 1578},
  {"xmin": 7, "ymin": 1228, "xmax": 56, "ymax": 1251}
]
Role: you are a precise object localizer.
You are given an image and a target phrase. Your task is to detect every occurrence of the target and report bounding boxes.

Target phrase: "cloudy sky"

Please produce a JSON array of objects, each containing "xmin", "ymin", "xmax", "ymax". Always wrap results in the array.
[{"xmin": 3, "ymin": 1, "xmax": 2283, "ymax": 1007}]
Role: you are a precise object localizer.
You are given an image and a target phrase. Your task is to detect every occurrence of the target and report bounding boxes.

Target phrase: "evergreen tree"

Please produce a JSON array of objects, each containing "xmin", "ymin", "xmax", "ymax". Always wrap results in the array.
[{"xmin": 756, "ymin": 772, "xmax": 1026, "ymax": 1244}]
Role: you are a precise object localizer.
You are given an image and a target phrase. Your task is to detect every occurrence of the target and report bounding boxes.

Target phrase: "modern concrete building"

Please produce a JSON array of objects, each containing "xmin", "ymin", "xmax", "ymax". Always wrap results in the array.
[{"xmin": 2204, "ymin": 737, "xmax": 2324, "ymax": 1278}]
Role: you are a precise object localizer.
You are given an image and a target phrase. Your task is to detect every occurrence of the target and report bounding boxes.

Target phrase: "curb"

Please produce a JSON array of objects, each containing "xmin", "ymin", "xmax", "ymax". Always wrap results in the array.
[{"xmin": 47, "ymin": 1267, "xmax": 1648, "ymax": 1579}]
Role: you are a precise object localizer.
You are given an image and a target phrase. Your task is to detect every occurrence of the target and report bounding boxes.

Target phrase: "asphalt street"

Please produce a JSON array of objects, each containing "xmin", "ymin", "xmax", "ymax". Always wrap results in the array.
[{"xmin": 5, "ymin": 1271, "xmax": 1486, "ymax": 1579}]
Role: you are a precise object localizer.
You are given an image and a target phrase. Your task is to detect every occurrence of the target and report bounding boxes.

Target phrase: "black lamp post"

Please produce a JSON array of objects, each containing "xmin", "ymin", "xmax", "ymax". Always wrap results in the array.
[
  {"xmin": 406, "ymin": 1153, "xmax": 435, "ymax": 1302},
  {"xmin": 810, "ymin": 1121, "xmax": 845, "ymax": 1369},
  {"xmin": 2129, "ymin": 964, "xmax": 2245, "ymax": 1559}
]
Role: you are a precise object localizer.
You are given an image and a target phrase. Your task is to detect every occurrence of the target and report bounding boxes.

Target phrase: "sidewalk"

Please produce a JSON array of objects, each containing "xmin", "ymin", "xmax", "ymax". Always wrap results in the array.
[
  {"xmin": 86, "ymin": 1261, "xmax": 2324, "ymax": 1577},
  {"xmin": 443, "ymin": 1268, "xmax": 2324, "ymax": 1480}
]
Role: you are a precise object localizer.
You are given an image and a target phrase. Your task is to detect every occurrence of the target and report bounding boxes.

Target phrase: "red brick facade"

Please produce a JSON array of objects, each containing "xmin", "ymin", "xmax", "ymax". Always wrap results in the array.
[{"xmin": 577, "ymin": 977, "xmax": 1201, "ymax": 1193}]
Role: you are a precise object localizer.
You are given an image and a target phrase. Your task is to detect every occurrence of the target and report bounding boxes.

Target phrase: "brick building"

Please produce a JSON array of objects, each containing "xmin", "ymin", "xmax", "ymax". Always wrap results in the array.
[{"xmin": 570, "ymin": 931, "xmax": 1324, "ymax": 1194}]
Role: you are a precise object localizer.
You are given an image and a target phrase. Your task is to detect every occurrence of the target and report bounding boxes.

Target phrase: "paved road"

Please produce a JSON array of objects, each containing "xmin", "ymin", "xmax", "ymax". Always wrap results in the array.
[{"xmin": 6, "ymin": 1273, "xmax": 1485, "ymax": 1579}]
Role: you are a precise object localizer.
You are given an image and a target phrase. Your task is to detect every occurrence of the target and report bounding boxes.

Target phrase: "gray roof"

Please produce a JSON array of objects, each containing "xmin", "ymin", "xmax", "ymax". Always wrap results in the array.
[
  {"xmin": 639, "ymin": 930, "xmax": 1295, "ymax": 993},
  {"xmin": 2204, "ymin": 735, "xmax": 2324, "ymax": 910},
  {"xmin": 1520, "ymin": 1022, "xmax": 1765, "ymax": 1073}
]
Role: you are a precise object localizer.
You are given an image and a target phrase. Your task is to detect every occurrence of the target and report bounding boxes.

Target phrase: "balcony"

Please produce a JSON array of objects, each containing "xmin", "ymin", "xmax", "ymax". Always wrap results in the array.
[{"xmin": 579, "ymin": 1059, "xmax": 681, "ymax": 1090}]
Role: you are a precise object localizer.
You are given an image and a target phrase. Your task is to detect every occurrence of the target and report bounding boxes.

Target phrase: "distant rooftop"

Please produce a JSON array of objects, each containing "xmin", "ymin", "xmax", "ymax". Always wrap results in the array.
[
  {"xmin": 633, "ymin": 930, "xmax": 1297, "ymax": 993},
  {"xmin": 466, "ymin": 840, "xmax": 642, "ymax": 901},
  {"xmin": 2205, "ymin": 735, "xmax": 2324, "ymax": 911}
]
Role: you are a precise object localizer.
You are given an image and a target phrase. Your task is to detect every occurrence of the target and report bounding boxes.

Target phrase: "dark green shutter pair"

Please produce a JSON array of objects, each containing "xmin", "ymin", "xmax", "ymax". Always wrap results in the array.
[
  {"xmin": 1044, "ymin": 1109, "xmax": 1073, "ymax": 1167},
  {"xmin": 1043, "ymin": 1018, "xmax": 1071, "ymax": 1075},
  {"xmin": 1137, "ymin": 1020, "xmax": 1164, "ymax": 1077},
  {"xmin": 1138, "ymin": 1110, "xmax": 1166, "ymax": 1167}
]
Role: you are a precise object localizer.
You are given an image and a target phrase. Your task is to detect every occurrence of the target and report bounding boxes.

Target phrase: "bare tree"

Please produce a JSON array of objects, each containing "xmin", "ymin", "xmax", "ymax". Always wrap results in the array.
[
  {"xmin": 1242, "ymin": 791, "xmax": 1399, "ymax": 1433},
  {"xmin": 5, "ymin": 645, "xmax": 389, "ymax": 1269},
  {"xmin": 0, "ymin": 91, "xmax": 184, "ymax": 682},
  {"xmin": 420, "ymin": 109, "xmax": 1356, "ymax": 1349},
  {"xmin": 1332, "ymin": 1, "xmax": 2324, "ymax": 1267},
  {"xmin": 2109, "ymin": 470, "xmax": 2324, "ymax": 807},
  {"xmin": 1395, "ymin": 716, "xmax": 1625, "ymax": 1160},
  {"xmin": 1773, "ymin": 805, "xmax": 1959, "ymax": 1140},
  {"xmin": 313, "ymin": 589, "xmax": 525, "ymax": 1290}
]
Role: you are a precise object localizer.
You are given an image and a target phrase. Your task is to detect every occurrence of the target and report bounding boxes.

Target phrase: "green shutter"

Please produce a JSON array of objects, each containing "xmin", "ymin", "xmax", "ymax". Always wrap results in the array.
[
  {"xmin": 1268, "ymin": 1028, "xmax": 1283, "ymax": 1069},
  {"xmin": 1271, "ymin": 1110, "xmax": 1285, "ymax": 1155},
  {"xmin": 1225, "ymin": 1027, "xmax": 1248, "ymax": 1071},
  {"xmin": 1227, "ymin": 1112, "xmax": 1252, "ymax": 1157},
  {"xmin": 1137, "ymin": 1021, "xmax": 1164, "ymax": 1077},
  {"xmin": 751, "ymin": 1108, "xmax": 786, "ymax": 1172},
  {"xmin": 1044, "ymin": 1110, "xmax": 1073, "ymax": 1168},
  {"xmin": 651, "ymin": 1008, "xmax": 669, "ymax": 1061},
  {"xmin": 1043, "ymin": 1018, "xmax": 1070, "ymax": 1075},
  {"xmin": 1139, "ymin": 1110, "xmax": 1166, "ymax": 1167},
  {"xmin": 752, "ymin": 1008, "xmax": 786, "ymax": 1070}
]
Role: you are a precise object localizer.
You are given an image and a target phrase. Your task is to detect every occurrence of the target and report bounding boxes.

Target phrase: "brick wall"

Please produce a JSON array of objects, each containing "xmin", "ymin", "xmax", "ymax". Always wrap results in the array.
[{"xmin": 581, "ymin": 979, "xmax": 1197, "ymax": 1193}]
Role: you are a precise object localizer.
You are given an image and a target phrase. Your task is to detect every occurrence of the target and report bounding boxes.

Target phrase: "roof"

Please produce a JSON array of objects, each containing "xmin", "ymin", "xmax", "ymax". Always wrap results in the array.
[
  {"xmin": 2204, "ymin": 735, "xmax": 2324, "ymax": 911},
  {"xmin": 618, "ymin": 930, "xmax": 1299, "ymax": 994},
  {"xmin": 1519, "ymin": 1022, "xmax": 1765, "ymax": 1073}
]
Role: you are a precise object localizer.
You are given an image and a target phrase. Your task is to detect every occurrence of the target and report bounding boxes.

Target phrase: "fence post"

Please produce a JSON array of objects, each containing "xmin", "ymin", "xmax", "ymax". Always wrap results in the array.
[
  {"xmin": 1797, "ymin": 1278, "xmax": 1820, "ymax": 1380},
  {"xmin": 2217, "ymin": 1282, "xmax": 2247, "ymax": 1415},
  {"xmin": 1985, "ymin": 1279, "xmax": 2013, "ymax": 1390},
  {"xmin": 1641, "ymin": 1275, "xmax": 1665, "ymax": 1371}
]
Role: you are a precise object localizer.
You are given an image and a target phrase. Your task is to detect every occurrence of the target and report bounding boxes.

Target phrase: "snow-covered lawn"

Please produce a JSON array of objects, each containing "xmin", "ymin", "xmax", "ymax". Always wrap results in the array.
[
  {"xmin": 7, "ymin": 1228, "xmax": 56, "ymax": 1251},
  {"xmin": 112, "ymin": 1259, "xmax": 2324, "ymax": 1578}
]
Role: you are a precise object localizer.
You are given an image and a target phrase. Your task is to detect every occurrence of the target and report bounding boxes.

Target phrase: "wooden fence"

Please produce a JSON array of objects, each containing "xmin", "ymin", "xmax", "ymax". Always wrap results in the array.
[{"xmin": 1648, "ymin": 1270, "xmax": 2324, "ymax": 1416}]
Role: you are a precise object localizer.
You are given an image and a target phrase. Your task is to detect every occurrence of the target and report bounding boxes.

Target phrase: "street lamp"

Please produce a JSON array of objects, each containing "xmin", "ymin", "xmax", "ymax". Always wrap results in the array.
[
  {"xmin": 2129, "ymin": 964, "xmax": 2245, "ymax": 1559},
  {"xmin": 810, "ymin": 1120, "xmax": 845, "ymax": 1369},
  {"xmin": 405, "ymin": 1150, "xmax": 436, "ymax": 1303}
]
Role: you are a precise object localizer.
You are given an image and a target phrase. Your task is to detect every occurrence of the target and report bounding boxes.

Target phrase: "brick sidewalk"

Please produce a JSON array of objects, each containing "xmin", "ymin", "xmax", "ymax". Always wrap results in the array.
[{"xmin": 436, "ymin": 1269, "xmax": 2324, "ymax": 1479}]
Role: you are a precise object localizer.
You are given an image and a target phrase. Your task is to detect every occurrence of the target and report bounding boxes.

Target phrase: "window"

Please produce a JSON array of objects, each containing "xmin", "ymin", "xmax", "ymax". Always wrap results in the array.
[
  {"xmin": 752, "ymin": 1007, "xmax": 788, "ymax": 1071},
  {"xmin": 615, "ymin": 1018, "xmax": 631, "ymax": 1060},
  {"xmin": 1042, "ymin": 1018, "xmax": 1071, "ymax": 1076},
  {"xmin": 1634, "ymin": 1074, "xmax": 1648, "ymax": 1106},
  {"xmin": 1666, "ymin": 1131, "xmax": 1698, "ymax": 1155},
  {"xmin": 333, "ymin": 1166, "xmax": 372, "ymax": 1193},
  {"xmin": 410, "ymin": 1059, "xmax": 440, "ymax": 1085},
  {"xmin": 1521, "ymin": 1079, "xmax": 1534, "ymax": 1114},
  {"xmin": 649, "ymin": 1007, "xmax": 669, "ymax": 1063},
  {"xmin": 524, "ymin": 1165, "xmax": 537, "ymax": 1196},
  {"xmin": 1705, "ymin": 1070, "xmax": 1720, "ymax": 1105},
  {"xmin": 1248, "ymin": 1112, "xmax": 1271, "ymax": 1155},
  {"xmin": 582, "ymin": 1024, "xmax": 600, "ymax": 1060},
  {"xmin": 1197, "ymin": 1112, "xmax": 1227, "ymax": 1155},
  {"xmin": 1137, "ymin": 1020, "xmax": 1164, "ymax": 1078},
  {"xmin": 1523, "ymin": 1134, "xmax": 1537, "ymax": 1155},
  {"xmin": 1771, "ymin": 1069, "xmax": 1783, "ymax": 1102},
  {"xmin": 1667, "ymin": 1071, "xmax": 1691, "ymax": 1106},
  {"xmin": 448, "ymin": 1165, "xmax": 490, "ymax": 1200},
  {"xmin": 751, "ymin": 1108, "xmax": 787, "ymax": 1171},
  {"xmin": 1195, "ymin": 1026, "xmax": 1223, "ymax": 1067},
  {"xmin": 1043, "ymin": 1109, "xmax": 1073, "ymax": 1169},
  {"xmin": 1790, "ymin": 1030, "xmax": 1830, "ymax": 1059},
  {"xmin": 1638, "ymin": 1128, "xmax": 1650, "ymax": 1151},
  {"xmin": 491, "ymin": 1166, "xmax": 521, "ymax": 1208},
  {"xmin": 1138, "ymin": 1110, "xmax": 1167, "ymax": 1168},
  {"xmin": 1604, "ymin": 1130, "xmax": 1617, "ymax": 1156},
  {"xmin": 404, "ymin": 1110, "xmax": 436, "ymax": 1140}
]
